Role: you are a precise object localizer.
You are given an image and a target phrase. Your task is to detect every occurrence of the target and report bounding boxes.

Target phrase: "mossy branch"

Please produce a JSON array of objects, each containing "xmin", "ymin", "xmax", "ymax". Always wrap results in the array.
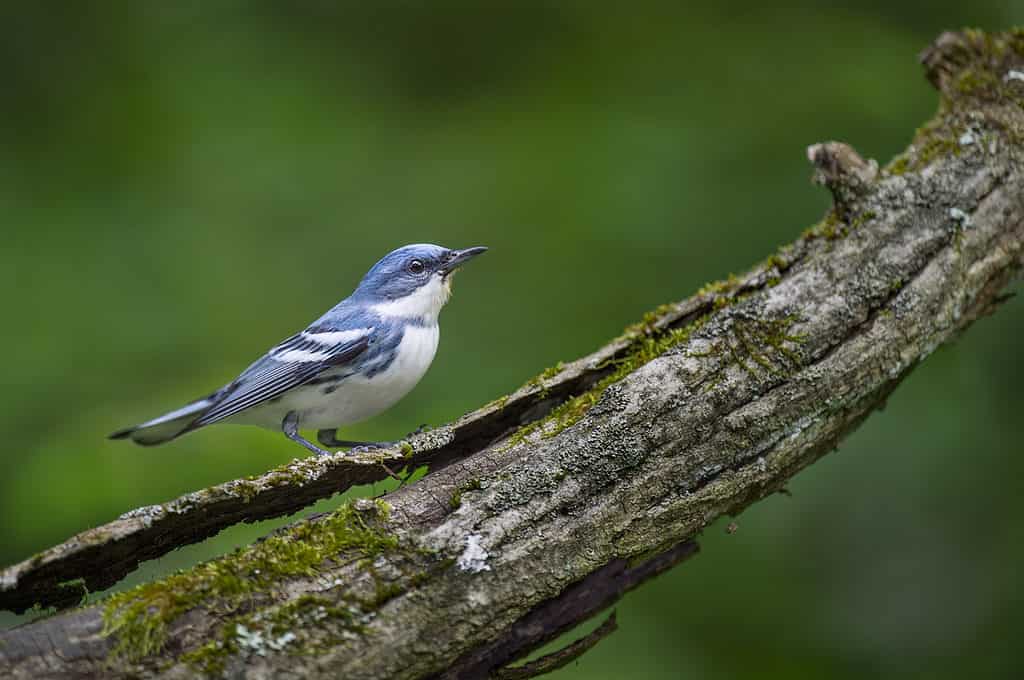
[{"xmin": 2, "ymin": 28, "xmax": 1023, "ymax": 680}]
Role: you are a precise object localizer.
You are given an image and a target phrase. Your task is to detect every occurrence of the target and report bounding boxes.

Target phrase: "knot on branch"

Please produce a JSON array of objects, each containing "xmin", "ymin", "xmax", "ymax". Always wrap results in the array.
[
  {"xmin": 921, "ymin": 31, "xmax": 976, "ymax": 93},
  {"xmin": 807, "ymin": 141, "xmax": 877, "ymax": 217},
  {"xmin": 920, "ymin": 29, "xmax": 1024, "ymax": 100}
]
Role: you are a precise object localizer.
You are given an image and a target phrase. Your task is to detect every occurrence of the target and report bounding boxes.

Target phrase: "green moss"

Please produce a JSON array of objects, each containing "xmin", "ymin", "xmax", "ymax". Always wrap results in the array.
[
  {"xmin": 850, "ymin": 210, "xmax": 876, "ymax": 228},
  {"xmin": 955, "ymin": 68, "xmax": 1000, "ymax": 96},
  {"xmin": 539, "ymin": 362, "xmax": 565, "ymax": 380},
  {"xmin": 370, "ymin": 579, "xmax": 405, "ymax": 608},
  {"xmin": 733, "ymin": 323, "xmax": 775, "ymax": 374},
  {"xmin": 1010, "ymin": 27, "xmax": 1024, "ymax": 56},
  {"xmin": 504, "ymin": 311, "xmax": 714, "ymax": 450},
  {"xmin": 178, "ymin": 629, "xmax": 235, "ymax": 676},
  {"xmin": 501, "ymin": 305, "xmax": 686, "ymax": 410},
  {"xmin": 241, "ymin": 455, "xmax": 334, "ymax": 489},
  {"xmin": 758, "ymin": 324, "xmax": 805, "ymax": 369},
  {"xmin": 693, "ymin": 315, "xmax": 805, "ymax": 390},
  {"xmin": 503, "ymin": 289, "xmax": 802, "ymax": 447},
  {"xmin": 820, "ymin": 212, "xmax": 841, "ymax": 240},
  {"xmin": 485, "ymin": 394, "xmax": 510, "ymax": 411},
  {"xmin": 269, "ymin": 594, "xmax": 356, "ymax": 629},
  {"xmin": 765, "ymin": 253, "xmax": 788, "ymax": 272},
  {"xmin": 803, "ymin": 209, "xmax": 842, "ymax": 241},
  {"xmin": 233, "ymin": 480, "xmax": 260, "ymax": 503},
  {"xmin": 750, "ymin": 316, "xmax": 805, "ymax": 369},
  {"xmin": 523, "ymin": 361, "xmax": 569, "ymax": 397},
  {"xmin": 57, "ymin": 577, "xmax": 89, "ymax": 607},
  {"xmin": 448, "ymin": 479, "xmax": 483, "ymax": 510},
  {"xmin": 696, "ymin": 275, "xmax": 739, "ymax": 297},
  {"xmin": 399, "ymin": 440, "xmax": 414, "ymax": 458},
  {"xmin": 940, "ymin": 29, "xmax": 1023, "ymax": 100},
  {"xmin": 23, "ymin": 602, "xmax": 58, "ymax": 623},
  {"xmin": 884, "ymin": 118, "xmax": 964, "ymax": 176},
  {"xmin": 886, "ymin": 155, "xmax": 910, "ymax": 175},
  {"xmin": 180, "ymin": 594, "xmax": 362, "ymax": 674},
  {"xmin": 621, "ymin": 302, "xmax": 679, "ymax": 335},
  {"xmin": 102, "ymin": 499, "xmax": 397, "ymax": 663},
  {"xmin": 916, "ymin": 134, "xmax": 960, "ymax": 167},
  {"xmin": 802, "ymin": 208, "xmax": 877, "ymax": 243},
  {"xmin": 894, "ymin": 114, "xmax": 970, "ymax": 175},
  {"xmin": 884, "ymin": 29, "xmax": 1024, "ymax": 175}
]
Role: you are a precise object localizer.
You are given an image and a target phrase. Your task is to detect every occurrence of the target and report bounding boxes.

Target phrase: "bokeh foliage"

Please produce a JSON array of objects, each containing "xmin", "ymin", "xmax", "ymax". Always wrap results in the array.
[{"xmin": 1, "ymin": 3, "xmax": 1022, "ymax": 678}]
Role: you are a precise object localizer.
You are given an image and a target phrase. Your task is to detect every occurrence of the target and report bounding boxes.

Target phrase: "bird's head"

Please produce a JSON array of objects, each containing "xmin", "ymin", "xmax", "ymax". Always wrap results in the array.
[{"xmin": 355, "ymin": 244, "xmax": 487, "ymax": 321}]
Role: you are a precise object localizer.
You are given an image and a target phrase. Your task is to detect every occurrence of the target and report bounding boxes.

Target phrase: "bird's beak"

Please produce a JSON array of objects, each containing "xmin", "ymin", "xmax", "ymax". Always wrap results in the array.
[{"xmin": 441, "ymin": 246, "xmax": 488, "ymax": 276}]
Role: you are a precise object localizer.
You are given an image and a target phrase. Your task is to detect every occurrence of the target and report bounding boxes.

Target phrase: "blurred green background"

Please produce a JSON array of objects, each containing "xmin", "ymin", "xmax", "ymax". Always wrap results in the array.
[{"xmin": 2, "ymin": 2, "xmax": 1022, "ymax": 678}]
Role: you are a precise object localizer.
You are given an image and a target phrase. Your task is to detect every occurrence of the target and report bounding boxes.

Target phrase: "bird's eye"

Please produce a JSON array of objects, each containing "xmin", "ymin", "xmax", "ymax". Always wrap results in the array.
[{"xmin": 408, "ymin": 259, "xmax": 425, "ymax": 274}]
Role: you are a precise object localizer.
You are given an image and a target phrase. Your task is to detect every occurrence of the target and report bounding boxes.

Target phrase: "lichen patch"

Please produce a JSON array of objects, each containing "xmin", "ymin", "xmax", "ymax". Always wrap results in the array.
[{"xmin": 456, "ymin": 534, "xmax": 491, "ymax": 573}]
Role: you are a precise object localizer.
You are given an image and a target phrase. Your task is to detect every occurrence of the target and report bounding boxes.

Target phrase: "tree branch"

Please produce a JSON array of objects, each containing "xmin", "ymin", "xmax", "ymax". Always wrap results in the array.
[
  {"xmin": 2, "ymin": 28, "xmax": 1023, "ymax": 680},
  {"xmin": 490, "ymin": 611, "xmax": 619, "ymax": 680}
]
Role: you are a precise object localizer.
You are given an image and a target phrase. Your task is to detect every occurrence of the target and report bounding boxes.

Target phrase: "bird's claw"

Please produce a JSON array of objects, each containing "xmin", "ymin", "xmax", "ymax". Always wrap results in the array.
[{"xmin": 347, "ymin": 441, "xmax": 395, "ymax": 454}]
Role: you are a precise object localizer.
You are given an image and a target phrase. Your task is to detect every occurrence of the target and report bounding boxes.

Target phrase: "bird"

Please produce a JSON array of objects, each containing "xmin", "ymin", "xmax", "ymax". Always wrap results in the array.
[{"xmin": 109, "ymin": 244, "xmax": 487, "ymax": 457}]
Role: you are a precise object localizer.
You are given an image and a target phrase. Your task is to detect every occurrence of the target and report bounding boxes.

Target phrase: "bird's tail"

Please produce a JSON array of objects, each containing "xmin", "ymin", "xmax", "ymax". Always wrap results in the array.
[{"xmin": 108, "ymin": 395, "xmax": 217, "ymax": 446}]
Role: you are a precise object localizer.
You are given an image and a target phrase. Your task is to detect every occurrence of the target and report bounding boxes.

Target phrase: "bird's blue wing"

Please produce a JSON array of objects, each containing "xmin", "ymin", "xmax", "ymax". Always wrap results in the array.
[{"xmin": 189, "ymin": 330, "xmax": 372, "ymax": 428}]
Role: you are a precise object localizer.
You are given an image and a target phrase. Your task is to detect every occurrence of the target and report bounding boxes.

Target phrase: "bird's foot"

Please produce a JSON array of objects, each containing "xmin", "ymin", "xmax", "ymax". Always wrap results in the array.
[
  {"xmin": 347, "ymin": 440, "xmax": 397, "ymax": 454},
  {"xmin": 317, "ymin": 428, "xmax": 411, "ymax": 453},
  {"xmin": 283, "ymin": 413, "xmax": 337, "ymax": 457}
]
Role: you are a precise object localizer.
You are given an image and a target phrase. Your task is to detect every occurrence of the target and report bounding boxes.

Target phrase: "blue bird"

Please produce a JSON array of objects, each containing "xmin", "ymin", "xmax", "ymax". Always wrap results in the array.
[{"xmin": 110, "ymin": 244, "xmax": 487, "ymax": 456}]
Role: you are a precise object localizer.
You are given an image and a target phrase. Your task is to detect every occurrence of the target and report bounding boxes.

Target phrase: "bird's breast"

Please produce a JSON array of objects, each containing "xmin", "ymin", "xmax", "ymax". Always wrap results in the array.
[
  {"xmin": 382, "ymin": 323, "xmax": 440, "ymax": 387},
  {"xmin": 286, "ymin": 323, "xmax": 440, "ymax": 429}
]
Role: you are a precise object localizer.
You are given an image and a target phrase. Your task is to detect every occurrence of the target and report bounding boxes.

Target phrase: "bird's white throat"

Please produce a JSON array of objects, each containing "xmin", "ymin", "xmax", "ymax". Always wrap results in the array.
[{"xmin": 371, "ymin": 274, "xmax": 453, "ymax": 322}]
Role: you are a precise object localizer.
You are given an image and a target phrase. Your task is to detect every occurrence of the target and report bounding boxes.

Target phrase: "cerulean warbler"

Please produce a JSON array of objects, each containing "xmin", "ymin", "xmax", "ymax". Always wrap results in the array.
[{"xmin": 110, "ymin": 244, "xmax": 487, "ymax": 456}]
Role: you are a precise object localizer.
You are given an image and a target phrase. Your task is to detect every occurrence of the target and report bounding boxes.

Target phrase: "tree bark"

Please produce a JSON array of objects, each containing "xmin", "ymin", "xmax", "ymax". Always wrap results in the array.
[{"xmin": 2, "ymin": 28, "xmax": 1023, "ymax": 680}]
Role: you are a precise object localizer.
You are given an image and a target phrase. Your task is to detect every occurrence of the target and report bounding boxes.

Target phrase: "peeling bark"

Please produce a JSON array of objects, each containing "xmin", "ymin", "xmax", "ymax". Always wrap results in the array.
[{"xmin": 2, "ymin": 29, "xmax": 1023, "ymax": 680}]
